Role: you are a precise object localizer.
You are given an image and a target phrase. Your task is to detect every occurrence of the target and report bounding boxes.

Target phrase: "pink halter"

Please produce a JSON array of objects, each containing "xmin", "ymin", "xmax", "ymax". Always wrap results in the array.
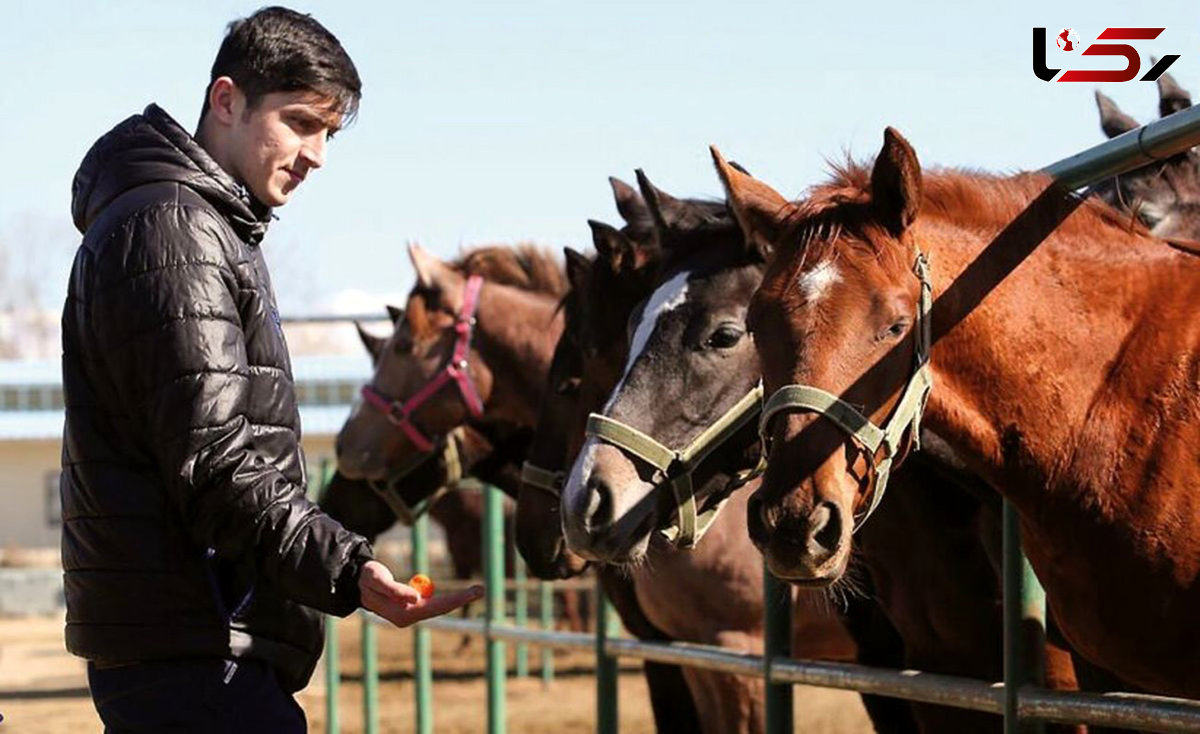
[{"xmin": 360, "ymin": 274, "xmax": 486, "ymax": 453}]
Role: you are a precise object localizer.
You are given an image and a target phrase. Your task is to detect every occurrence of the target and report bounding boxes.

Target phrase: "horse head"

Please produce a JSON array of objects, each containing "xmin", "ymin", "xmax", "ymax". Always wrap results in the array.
[
  {"xmin": 718, "ymin": 130, "xmax": 930, "ymax": 585},
  {"xmin": 561, "ymin": 170, "xmax": 762, "ymax": 565},
  {"xmin": 1093, "ymin": 71, "xmax": 1200, "ymax": 242}
]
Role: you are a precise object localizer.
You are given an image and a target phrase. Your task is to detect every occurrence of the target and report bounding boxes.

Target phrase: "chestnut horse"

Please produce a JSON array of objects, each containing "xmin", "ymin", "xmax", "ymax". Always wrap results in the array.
[
  {"xmin": 325, "ymin": 315, "xmax": 597, "ymax": 637},
  {"xmin": 721, "ymin": 129, "xmax": 1200, "ymax": 698},
  {"xmin": 334, "ymin": 243, "xmax": 699, "ymax": 730}
]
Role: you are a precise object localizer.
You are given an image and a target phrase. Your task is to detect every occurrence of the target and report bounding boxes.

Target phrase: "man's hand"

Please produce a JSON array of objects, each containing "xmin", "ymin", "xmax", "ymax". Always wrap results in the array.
[{"xmin": 358, "ymin": 560, "xmax": 483, "ymax": 628}]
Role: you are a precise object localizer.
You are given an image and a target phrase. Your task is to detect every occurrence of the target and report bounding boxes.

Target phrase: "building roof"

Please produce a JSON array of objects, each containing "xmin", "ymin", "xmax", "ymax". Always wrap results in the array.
[
  {"xmin": 0, "ymin": 354, "xmax": 373, "ymax": 385},
  {"xmin": 0, "ymin": 355, "xmax": 372, "ymax": 441},
  {"xmin": 0, "ymin": 404, "xmax": 358, "ymax": 442}
]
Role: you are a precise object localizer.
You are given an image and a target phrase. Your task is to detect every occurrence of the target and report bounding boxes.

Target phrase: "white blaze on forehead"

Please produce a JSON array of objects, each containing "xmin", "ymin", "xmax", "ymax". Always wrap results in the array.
[
  {"xmin": 604, "ymin": 269, "xmax": 692, "ymax": 411},
  {"xmin": 796, "ymin": 259, "xmax": 840, "ymax": 303}
]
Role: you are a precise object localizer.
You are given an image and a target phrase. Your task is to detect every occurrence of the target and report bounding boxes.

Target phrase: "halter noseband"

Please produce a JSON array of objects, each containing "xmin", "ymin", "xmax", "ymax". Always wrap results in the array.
[
  {"xmin": 521, "ymin": 461, "xmax": 566, "ymax": 498},
  {"xmin": 361, "ymin": 274, "xmax": 486, "ymax": 453},
  {"xmin": 584, "ymin": 384, "xmax": 764, "ymax": 549},
  {"xmin": 757, "ymin": 249, "xmax": 933, "ymax": 533},
  {"xmin": 366, "ymin": 427, "xmax": 466, "ymax": 525}
]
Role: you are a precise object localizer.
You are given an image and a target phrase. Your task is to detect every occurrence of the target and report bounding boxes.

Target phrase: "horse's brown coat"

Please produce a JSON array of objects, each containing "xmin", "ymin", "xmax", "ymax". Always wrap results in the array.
[{"xmin": 725, "ymin": 130, "xmax": 1200, "ymax": 697}]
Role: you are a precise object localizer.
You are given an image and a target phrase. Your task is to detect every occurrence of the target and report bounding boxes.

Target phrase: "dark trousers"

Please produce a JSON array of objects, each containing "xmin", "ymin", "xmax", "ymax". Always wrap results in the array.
[{"xmin": 87, "ymin": 657, "xmax": 306, "ymax": 733}]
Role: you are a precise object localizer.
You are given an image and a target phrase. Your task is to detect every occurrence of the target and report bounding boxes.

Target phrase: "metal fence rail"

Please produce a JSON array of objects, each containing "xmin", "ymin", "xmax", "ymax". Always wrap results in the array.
[
  {"xmin": 319, "ymin": 103, "xmax": 1200, "ymax": 733},
  {"xmin": 327, "ymin": 481, "xmax": 1200, "ymax": 734}
]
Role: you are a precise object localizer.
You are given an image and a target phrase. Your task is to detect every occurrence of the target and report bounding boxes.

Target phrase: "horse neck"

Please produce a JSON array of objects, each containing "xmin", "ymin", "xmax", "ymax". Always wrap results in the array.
[
  {"xmin": 474, "ymin": 281, "xmax": 564, "ymax": 428},
  {"xmin": 915, "ymin": 195, "xmax": 1200, "ymax": 509}
]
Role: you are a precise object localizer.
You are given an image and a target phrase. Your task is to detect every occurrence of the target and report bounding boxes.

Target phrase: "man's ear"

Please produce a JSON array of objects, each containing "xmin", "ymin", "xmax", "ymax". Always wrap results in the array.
[
  {"xmin": 205, "ymin": 76, "xmax": 246, "ymax": 128},
  {"xmin": 408, "ymin": 242, "xmax": 466, "ymax": 312}
]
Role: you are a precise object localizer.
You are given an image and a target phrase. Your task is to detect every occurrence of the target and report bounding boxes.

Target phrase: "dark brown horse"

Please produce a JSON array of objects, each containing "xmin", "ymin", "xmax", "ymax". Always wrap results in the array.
[
  {"xmin": 1093, "ymin": 72, "xmax": 1200, "ymax": 242},
  {"xmin": 516, "ymin": 179, "xmax": 712, "ymax": 733},
  {"xmin": 558, "ymin": 174, "xmax": 875, "ymax": 734},
  {"xmin": 722, "ymin": 128, "xmax": 1200, "ymax": 698}
]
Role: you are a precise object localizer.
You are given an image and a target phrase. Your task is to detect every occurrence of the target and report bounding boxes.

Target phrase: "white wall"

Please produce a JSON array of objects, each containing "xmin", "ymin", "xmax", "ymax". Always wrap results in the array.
[
  {"xmin": 0, "ymin": 440, "xmax": 61, "ymax": 549},
  {"xmin": 0, "ymin": 433, "xmax": 342, "ymax": 553}
]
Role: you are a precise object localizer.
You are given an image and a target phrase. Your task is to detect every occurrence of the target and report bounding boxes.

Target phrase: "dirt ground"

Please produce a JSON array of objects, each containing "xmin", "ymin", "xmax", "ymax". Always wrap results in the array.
[{"xmin": 0, "ymin": 614, "xmax": 874, "ymax": 733}]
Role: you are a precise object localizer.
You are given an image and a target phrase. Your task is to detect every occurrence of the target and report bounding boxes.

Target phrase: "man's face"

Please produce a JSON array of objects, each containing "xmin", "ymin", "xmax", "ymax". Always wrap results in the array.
[{"xmin": 226, "ymin": 90, "xmax": 343, "ymax": 207}]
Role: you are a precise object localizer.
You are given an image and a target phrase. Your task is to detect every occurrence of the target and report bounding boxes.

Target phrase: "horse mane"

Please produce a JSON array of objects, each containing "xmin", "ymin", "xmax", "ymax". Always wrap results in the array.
[
  {"xmin": 450, "ymin": 243, "xmax": 568, "ymax": 297},
  {"xmin": 784, "ymin": 157, "xmax": 1152, "ymax": 268},
  {"xmin": 405, "ymin": 243, "xmax": 566, "ymax": 340}
]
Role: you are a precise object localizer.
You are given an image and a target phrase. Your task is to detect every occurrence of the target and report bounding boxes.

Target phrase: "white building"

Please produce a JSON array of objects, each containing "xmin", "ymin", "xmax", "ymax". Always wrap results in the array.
[{"xmin": 0, "ymin": 354, "xmax": 372, "ymax": 551}]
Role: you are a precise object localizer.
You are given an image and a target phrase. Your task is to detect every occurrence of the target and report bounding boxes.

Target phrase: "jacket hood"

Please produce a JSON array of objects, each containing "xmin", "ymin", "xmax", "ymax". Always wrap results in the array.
[{"xmin": 71, "ymin": 104, "xmax": 272, "ymax": 244}]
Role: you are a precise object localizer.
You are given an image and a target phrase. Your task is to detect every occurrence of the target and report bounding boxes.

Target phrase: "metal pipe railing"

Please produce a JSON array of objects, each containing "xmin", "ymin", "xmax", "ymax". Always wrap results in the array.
[
  {"xmin": 1043, "ymin": 103, "xmax": 1200, "ymax": 189},
  {"xmin": 391, "ymin": 614, "xmax": 1200, "ymax": 732},
  {"xmin": 324, "ymin": 469, "xmax": 1200, "ymax": 734}
]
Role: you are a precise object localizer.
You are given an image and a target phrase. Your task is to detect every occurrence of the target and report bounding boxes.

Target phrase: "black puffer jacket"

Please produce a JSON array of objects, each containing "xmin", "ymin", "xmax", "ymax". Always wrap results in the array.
[{"xmin": 61, "ymin": 104, "xmax": 373, "ymax": 692}]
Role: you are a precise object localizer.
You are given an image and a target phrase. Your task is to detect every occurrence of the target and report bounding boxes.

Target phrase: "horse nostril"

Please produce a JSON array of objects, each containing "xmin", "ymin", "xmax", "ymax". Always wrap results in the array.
[
  {"xmin": 807, "ymin": 502, "xmax": 843, "ymax": 555},
  {"xmin": 585, "ymin": 475, "xmax": 614, "ymax": 528}
]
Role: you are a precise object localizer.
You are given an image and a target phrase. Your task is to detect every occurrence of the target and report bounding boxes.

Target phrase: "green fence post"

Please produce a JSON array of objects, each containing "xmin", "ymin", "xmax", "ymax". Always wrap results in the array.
[
  {"xmin": 1003, "ymin": 499, "xmax": 1046, "ymax": 734},
  {"xmin": 319, "ymin": 460, "xmax": 340, "ymax": 734},
  {"xmin": 539, "ymin": 581, "xmax": 554, "ymax": 686},
  {"xmin": 484, "ymin": 484, "xmax": 507, "ymax": 734},
  {"xmin": 764, "ymin": 561, "xmax": 794, "ymax": 734},
  {"xmin": 515, "ymin": 557, "xmax": 529, "ymax": 678},
  {"xmin": 596, "ymin": 582, "xmax": 619, "ymax": 734},
  {"xmin": 362, "ymin": 614, "xmax": 378, "ymax": 734},
  {"xmin": 413, "ymin": 512, "xmax": 433, "ymax": 734},
  {"xmin": 325, "ymin": 615, "xmax": 340, "ymax": 734}
]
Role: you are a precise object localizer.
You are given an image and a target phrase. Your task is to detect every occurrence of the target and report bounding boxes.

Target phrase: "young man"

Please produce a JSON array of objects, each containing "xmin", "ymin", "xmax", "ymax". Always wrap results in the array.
[{"xmin": 62, "ymin": 7, "xmax": 480, "ymax": 730}]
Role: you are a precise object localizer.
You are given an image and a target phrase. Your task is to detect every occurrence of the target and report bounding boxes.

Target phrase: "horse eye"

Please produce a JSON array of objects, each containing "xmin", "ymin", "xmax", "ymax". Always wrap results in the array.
[
  {"xmin": 879, "ymin": 320, "xmax": 909, "ymax": 341},
  {"xmin": 555, "ymin": 377, "xmax": 581, "ymax": 395},
  {"xmin": 705, "ymin": 325, "xmax": 744, "ymax": 350}
]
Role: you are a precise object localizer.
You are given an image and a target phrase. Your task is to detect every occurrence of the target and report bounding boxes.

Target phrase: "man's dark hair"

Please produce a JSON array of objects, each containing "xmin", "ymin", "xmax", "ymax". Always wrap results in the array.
[{"xmin": 200, "ymin": 6, "xmax": 361, "ymax": 124}]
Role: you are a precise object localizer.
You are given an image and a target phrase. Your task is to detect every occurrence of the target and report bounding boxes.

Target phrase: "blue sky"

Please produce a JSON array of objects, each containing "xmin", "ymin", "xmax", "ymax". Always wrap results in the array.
[{"xmin": 1, "ymin": 1, "xmax": 1195, "ymax": 315}]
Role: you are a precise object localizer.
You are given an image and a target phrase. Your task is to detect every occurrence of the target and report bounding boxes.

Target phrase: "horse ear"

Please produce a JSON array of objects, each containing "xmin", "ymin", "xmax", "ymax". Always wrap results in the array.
[
  {"xmin": 588, "ymin": 219, "xmax": 634, "ymax": 273},
  {"xmin": 1095, "ymin": 91, "xmax": 1139, "ymax": 138},
  {"xmin": 1155, "ymin": 64, "xmax": 1192, "ymax": 117},
  {"xmin": 356, "ymin": 321, "xmax": 388, "ymax": 364},
  {"xmin": 711, "ymin": 145, "xmax": 789, "ymax": 256},
  {"xmin": 870, "ymin": 127, "xmax": 922, "ymax": 237},
  {"xmin": 563, "ymin": 247, "xmax": 591, "ymax": 290},
  {"xmin": 408, "ymin": 242, "xmax": 465, "ymax": 312},
  {"xmin": 386, "ymin": 305, "xmax": 404, "ymax": 324},
  {"xmin": 610, "ymin": 177, "xmax": 652, "ymax": 229}
]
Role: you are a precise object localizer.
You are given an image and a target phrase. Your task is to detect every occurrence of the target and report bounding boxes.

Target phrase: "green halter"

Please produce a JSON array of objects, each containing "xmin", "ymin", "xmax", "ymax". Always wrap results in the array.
[
  {"xmin": 758, "ymin": 250, "xmax": 933, "ymax": 532},
  {"xmin": 366, "ymin": 426, "xmax": 465, "ymax": 525},
  {"xmin": 584, "ymin": 384, "xmax": 764, "ymax": 548}
]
